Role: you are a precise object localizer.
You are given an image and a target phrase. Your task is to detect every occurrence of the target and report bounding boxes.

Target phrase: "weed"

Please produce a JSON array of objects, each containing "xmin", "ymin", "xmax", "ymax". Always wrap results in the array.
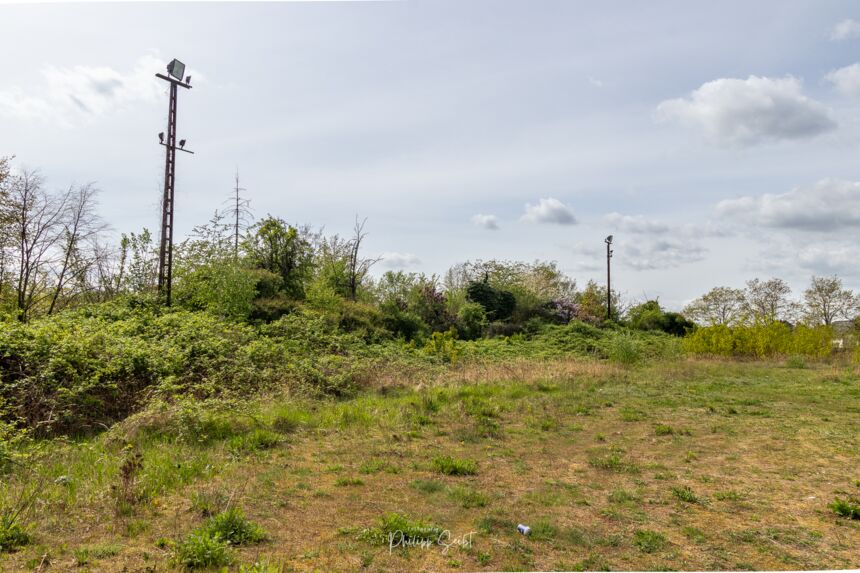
[
  {"xmin": 173, "ymin": 530, "xmax": 232, "ymax": 569},
  {"xmin": 358, "ymin": 513, "xmax": 444, "ymax": 547},
  {"xmin": 201, "ymin": 508, "xmax": 268, "ymax": 545},
  {"xmin": 633, "ymin": 529, "xmax": 667, "ymax": 553},
  {"xmin": 229, "ymin": 429, "xmax": 281, "ymax": 453},
  {"xmin": 432, "ymin": 455, "xmax": 478, "ymax": 476},
  {"xmin": 829, "ymin": 498, "xmax": 860, "ymax": 519},
  {"xmin": 607, "ymin": 333, "xmax": 641, "ymax": 365},
  {"xmin": 654, "ymin": 424, "xmax": 674, "ymax": 436},
  {"xmin": 476, "ymin": 515, "xmax": 514, "ymax": 534},
  {"xmin": 588, "ymin": 452, "xmax": 639, "ymax": 473},
  {"xmin": 112, "ymin": 446, "xmax": 144, "ymax": 515},
  {"xmin": 0, "ymin": 516, "xmax": 30, "ymax": 553},
  {"xmin": 713, "ymin": 490, "xmax": 744, "ymax": 502},
  {"xmin": 608, "ymin": 489, "xmax": 640, "ymax": 503},
  {"xmin": 359, "ymin": 459, "xmax": 399, "ymax": 474},
  {"xmin": 448, "ymin": 486, "xmax": 488, "ymax": 508},
  {"xmin": 335, "ymin": 477, "xmax": 364, "ymax": 487},
  {"xmin": 410, "ymin": 479, "xmax": 445, "ymax": 493},
  {"xmin": 681, "ymin": 526, "xmax": 706, "ymax": 543},
  {"xmin": 73, "ymin": 544, "xmax": 121, "ymax": 566},
  {"xmin": 672, "ymin": 485, "xmax": 704, "ymax": 504},
  {"xmin": 530, "ymin": 519, "xmax": 558, "ymax": 541},
  {"xmin": 191, "ymin": 490, "xmax": 230, "ymax": 517}
]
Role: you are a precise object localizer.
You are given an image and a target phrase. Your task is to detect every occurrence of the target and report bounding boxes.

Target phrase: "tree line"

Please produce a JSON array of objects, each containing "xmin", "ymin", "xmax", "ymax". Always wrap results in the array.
[{"xmin": 2, "ymin": 158, "xmax": 857, "ymax": 340}]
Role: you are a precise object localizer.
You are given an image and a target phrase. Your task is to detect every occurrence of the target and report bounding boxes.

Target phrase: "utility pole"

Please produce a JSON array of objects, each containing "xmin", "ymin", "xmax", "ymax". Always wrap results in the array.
[
  {"xmin": 155, "ymin": 59, "xmax": 194, "ymax": 306},
  {"xmin": 605, "ymin": 235, "xmax": 613, "ymax": 320}
]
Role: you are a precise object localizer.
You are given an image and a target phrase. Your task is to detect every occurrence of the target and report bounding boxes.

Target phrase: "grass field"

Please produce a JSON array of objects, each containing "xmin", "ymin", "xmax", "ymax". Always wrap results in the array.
[{"xmin": 1, "ymin": 357, "xmax": 859, "ymax": 571}]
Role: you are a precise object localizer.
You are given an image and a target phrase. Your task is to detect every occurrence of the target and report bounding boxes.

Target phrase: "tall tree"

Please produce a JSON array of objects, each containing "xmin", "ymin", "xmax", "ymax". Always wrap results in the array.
[
  {"xmin": 345, "ymin": 217, "xmax": 380, "ymax": 301},
  {"xmin": 802, "ymin": 275, "xmax": 857, "ymax": 326},
  {"xmin": 743, "ymin": 278, "xmax": 796, "ymax": 323},
  {"xmin": 48, "ymin": 183, "xmax": 105, "ymax": 314},
  {"xmin": 244, "ymin": 215, "xmax": 314, "ymax": 299},
  {"xmin": 4, "ymin": 169, "xmax": 69, "ymax": 321},
  {"xmin": 683, "ymin": 286, "xmax": 745, "ymax": 326}
]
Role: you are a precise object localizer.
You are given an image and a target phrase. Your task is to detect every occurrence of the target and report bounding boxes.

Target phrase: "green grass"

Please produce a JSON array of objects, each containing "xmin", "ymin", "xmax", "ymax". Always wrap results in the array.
[
  {"xmin": 200, "ymin": 508, "xmax": 268, "ymax": 545},
  {"xmin": 335, "ymin": 477, "xmax": 365, "ymax": 487},
  {"xmin": 410, "ymin": 479, "xmax": 445, "ymax": 494},
  {"xmin": 447, "ymin": 485, "xmax": 488, "ymax": 508},
  {"xmin": 672, "ymin": 485, "xmax": 705, "ymax": 504},
  {"xmin": 172, "ymin": 530, "xmax": 232, "ymax": 569},
  {"xmin": 633, "ymin": 529, "xmax": 667, "ymax": 553},
  {"xmin": 829, "ymin": 498, "xmax": 860, "ymax": 519},
  {"xmin": 431, "ymin": 455, "xmax": 478, "ymax": 476}
]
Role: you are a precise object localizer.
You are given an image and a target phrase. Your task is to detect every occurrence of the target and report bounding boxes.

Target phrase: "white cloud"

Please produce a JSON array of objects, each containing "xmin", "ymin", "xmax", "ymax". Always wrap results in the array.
[
  {"xmin": 470, "ymin": 213, "xmax": 500, "ymax": 230},
  {"xmin": 521, "ymin": 197, "xmax": 577, "ymax": 225},
  {"xmin": 380, "ymin": 252, "xmax": 421, "ymax": 269},
  {"xmin": 0, "ymin": 54, "xmax": 181, "ymax": 127},
  {"xmin": 826, "ymin": 63, "xmax": 860, "ymax": 96},
  {"xmin": 831, "ymin": 19, "xmax": 860, "ymax": 41},
  {"xmin": 605, "ymin": 212, "xmax": 669, "ymax": 234},
  {"xmin": 717, "ymin": 178, "xmax": 860, "ymax": 231},
  {"xmin": 655, "ymin": 76, "xmax": 836, "ymax": 146},
  {"xmin": 797, "ymin": 244, "xmax": 860, "ymax": 273},
  {"xmin": 620, "ymin": 238, "xmax": 708, "ymax": 271}
]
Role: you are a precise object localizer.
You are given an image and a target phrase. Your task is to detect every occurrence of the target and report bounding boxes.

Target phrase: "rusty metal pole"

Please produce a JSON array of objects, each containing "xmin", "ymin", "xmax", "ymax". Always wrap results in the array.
[
  {"xmin": 155, "ymin": 63, "xmax": 193, "ymax": 306},
  {"xmin": 605, "ymin": 235, "xmax": 613, "ymax": 320}
]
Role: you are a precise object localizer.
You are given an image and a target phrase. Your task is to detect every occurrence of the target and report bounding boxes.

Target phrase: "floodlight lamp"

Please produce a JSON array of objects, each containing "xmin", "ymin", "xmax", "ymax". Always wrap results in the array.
[
  {"xmin": 158, "ymin": 132, "xmax": 164, "ymax": 143},
  {"xmin": 167, "ymin": 59, "xmax": 186, "ymax": 81},
  {"xmin": 179, "ymin": 139, "xmax": 186, "ymax": 149},
  {"xmin": 605, "ymin": 235, "xmax": 613, "ymax": 244}
]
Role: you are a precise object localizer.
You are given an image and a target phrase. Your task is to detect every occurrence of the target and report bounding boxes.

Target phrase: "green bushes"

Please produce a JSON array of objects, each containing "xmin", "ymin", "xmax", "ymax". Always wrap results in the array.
[{"xmin": 683, "ymin": 322, "xmax": 833, "ymax": 358}]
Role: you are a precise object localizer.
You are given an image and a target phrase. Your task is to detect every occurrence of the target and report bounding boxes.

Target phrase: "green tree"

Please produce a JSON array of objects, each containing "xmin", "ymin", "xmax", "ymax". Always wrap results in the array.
[{"xmin": 243, "ymin": 216, "xmax": 314, "ymax": 299}]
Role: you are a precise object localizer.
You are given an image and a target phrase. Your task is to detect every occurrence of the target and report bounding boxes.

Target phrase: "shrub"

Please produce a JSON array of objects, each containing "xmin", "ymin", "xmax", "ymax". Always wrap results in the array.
[
  {"xmin": 424, "ymin": 329, "xmax": 460, "ymax": 363},
  {"xmin": 456, "ymin": 302, "xmax": 488, "ymax": 341},
  {"xmin": 607, "ymin": 333, "xmax": 641, "ymax": 365},
  {"xmin": 431, "ymin": 455, "xmax": 478, "ymax": 476},
  {"xmin": 172, "ymin": 530, "xmax": 231, "ymax": 569},
  {"xmin": 683, "ymin": 322, "xmax": 833, "ymax": 358}
]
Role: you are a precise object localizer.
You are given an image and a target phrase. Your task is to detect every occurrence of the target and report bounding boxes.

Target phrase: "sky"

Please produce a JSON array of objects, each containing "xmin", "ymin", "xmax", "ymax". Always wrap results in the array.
[{"xmin": 3, "ymin": 1, "xmax": 860, "ymax": 309}]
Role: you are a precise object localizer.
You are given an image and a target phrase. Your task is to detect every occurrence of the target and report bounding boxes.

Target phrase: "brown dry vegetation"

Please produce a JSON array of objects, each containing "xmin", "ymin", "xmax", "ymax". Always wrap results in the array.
[{"xmin": 1, "ymin": 358, "xmax": 859, "ymax": 572}]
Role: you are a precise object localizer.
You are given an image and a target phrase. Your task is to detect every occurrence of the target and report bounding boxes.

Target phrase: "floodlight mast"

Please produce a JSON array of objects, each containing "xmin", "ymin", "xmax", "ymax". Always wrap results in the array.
[
  {"xmin": 155, "ymin": 59, "xmax": 193, "ymax": 306},
  {"xmin": 605, "ymin": 235, "xmax": 614, "ymax": 320}
]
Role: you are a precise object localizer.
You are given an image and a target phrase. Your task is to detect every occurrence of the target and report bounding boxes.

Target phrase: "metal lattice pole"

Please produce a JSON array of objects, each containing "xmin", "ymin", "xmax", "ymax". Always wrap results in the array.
[{"xmin": 155, "ymin": 60, "xmax": 193, "ymax": 306}]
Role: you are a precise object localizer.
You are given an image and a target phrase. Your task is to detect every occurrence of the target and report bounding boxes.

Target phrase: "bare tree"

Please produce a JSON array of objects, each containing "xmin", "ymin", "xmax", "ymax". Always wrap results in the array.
[
  {"xmin": 47, "ymin": 183, "xmax": 106, "ymax": 314},
  {"xmin": 4, "ymin": 169, "xmax": 69, "ymax": 321},
  {"xmin": 803, "ymin": 275, "xmax": 857, "ymax": 326},
  {"xmin": 0, "ymin": 156, "xmax": 12, "ymax": 300},
  {"xmin": 683, "ymin": 286, "xmax": 745, "ymax": 326},
  {"xmin": 346, "ymin": 217, "xmax": 381, "ymax": 301},
  {"xmin": 743, "ymin": 278, "xmax": 797, "ymax": 323},
  {"xmin": 223, "ymin": 170, "xmax": 253, "ymax": 259}
]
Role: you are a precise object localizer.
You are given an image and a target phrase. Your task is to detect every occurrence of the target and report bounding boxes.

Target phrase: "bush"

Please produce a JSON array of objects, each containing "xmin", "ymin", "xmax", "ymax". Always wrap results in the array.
[
  {"xmin": 683, "ymin": 322, "xmax": 833, "ymax": 358},
  {"xmin": 424, "ymin": 329, "xmax": 460, "ymax": 363},
  {"xmin": 456, "ymin": 302, "xmax": 488, "ymax": 341},
  {"xmin": 607, "ymin": 333, "xmax": 641, "ymax": 365}
]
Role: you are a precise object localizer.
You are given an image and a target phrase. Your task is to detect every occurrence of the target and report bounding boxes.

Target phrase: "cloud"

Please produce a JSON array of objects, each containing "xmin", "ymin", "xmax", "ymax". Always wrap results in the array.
[
  {"xmin": 797, "ymin": 244, "xmax": 860, "ymax": 273},
  {"xmin": 826, "ymin": 63, "xmax": 860, "ymax": 96},
  {"xmin": 521, "ymin": 197, "xmax": 577, "ymax": 225},
  {"xmin": 0, "ymin": 54, "xmax": 178, "ymax": 127},
  {"xmin": 470, "ymin": 213, "xmax": 500, "ymax": 230},
  {"xmin": 567, "ymin": 241, "xmax": 604, "ymax": 271},
  {"xmin": 716, "ymin": 178, "xmax": 860, "ymax": 231},
  {"xmin": 605, "ymin": 212, "xmax": 669, "ymax": 234},
  {"xmin": 380, "ymin": 252, "xmax": 421, "ymax": 269},
  {"xmin": 655, "ymin": 76, "xmax": 836, "ymax": 146},
  {"xmin": 620, "ymin": 238, "xmax": 708, "ymax": 271},
  {"xmin": 831, "ymin": 19, "xmax": 860, "ymax": 40}
]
